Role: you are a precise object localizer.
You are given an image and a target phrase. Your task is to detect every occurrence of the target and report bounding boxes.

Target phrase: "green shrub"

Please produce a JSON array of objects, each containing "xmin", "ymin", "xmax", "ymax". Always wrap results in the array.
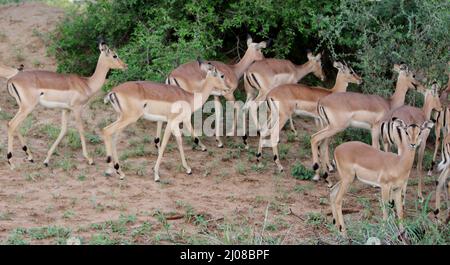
[{"xmin": 291, "ymin": 161, "xmax": 314, "ymax": 180}]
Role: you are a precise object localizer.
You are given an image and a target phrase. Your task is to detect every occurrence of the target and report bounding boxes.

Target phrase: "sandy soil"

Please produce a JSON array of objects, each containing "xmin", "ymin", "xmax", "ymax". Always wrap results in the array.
[{"xmin": 0, "ymin": 2, "xmax": 443, "ymax": 245}]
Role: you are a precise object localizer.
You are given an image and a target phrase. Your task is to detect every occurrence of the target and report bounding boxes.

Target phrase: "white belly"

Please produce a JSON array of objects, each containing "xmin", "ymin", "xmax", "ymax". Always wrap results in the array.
[
  {"xmin": 143, "ymin": 112, "xmax": 167, "ymax": 122},
  {"xmin": 350, "ymin": 120, "xmax": 372, "ymax": 130},
  {"xmin": 294, "ymin": 109, "xmax": 318, "ymax": 119},
  {"xmin": 357, "ymin": 176, "xmax": 381, "ymax": 188},
  {"xmin": 39, "ymin": 97, "xmax": 71, "ymax": 109}
]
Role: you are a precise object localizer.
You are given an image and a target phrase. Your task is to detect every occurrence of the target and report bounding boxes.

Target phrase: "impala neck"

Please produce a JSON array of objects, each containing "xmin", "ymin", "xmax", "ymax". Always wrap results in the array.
[
  {"xmin": 191, "ymin": 79, "xmax": 216, "ymax": 111},
  {"xmin": 231, "ymin": 50, "xmax": 260, "ymax": 79},
  {"xmin": 422, "ymin": 92, "xmax": 435, "ymax": 119},
  {"xmin": 87, "ymin": 58, "xmax": 110, "ymax": 95},
  {"xmin": 397, "ymin": 143, "xmax": 416, "ymax": 176},
  {"xmin": 294, "ymin": 60, "xmax": 314, "ymax": 81},
  {"xmin": 389, "ymin": 76, "xmax": 410, "ymax": 109},
  {"xmin": 330, "ymin": 72, "xmax": 348, "ymax": 92}
]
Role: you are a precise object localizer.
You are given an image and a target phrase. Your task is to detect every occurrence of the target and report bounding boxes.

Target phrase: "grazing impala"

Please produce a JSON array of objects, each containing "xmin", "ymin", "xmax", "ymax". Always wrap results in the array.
[
  {"xmin": 435, "ymin": 133, "xmax": 450, "ymax": 218},
  {"xmin": 102, "ymin": 60, "xmax": 232, "ymax": 181},
  {"xmin": 379, "ymin": 82, "xmax": 442, "ymax": 200},
  {"xmin": 164, "ymin": 35, "xmax": 267, "ymax": 148},
  {"xmin": 311, "ymin": 64, "xmax": 425, "ymax": 181},
  {"xmin": 243, "ymin": 51, "xmax": 325, "ymax": 137},
  {"xmin": 5, "ymin": 42, "xmax": 127, "ymax": 169},
  {"xmin": 331, "ymin": 118, "xmax": 433, "ymax": 236},
  {"xmin": 255, "ymin": 62, "xmax": 362, "ymax": 172}
]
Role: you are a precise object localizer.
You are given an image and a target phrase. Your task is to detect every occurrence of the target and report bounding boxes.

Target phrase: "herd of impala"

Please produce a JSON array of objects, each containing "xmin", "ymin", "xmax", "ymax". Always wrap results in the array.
[{"xmin": 0, "ymin": 36, "xmax": 449, "ymax": 236}]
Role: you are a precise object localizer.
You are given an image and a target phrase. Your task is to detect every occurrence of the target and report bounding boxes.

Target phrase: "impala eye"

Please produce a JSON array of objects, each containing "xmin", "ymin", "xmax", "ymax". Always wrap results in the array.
[{"xmin": 113, "ymin": 55, "xmax": 118, "ymax": 59}]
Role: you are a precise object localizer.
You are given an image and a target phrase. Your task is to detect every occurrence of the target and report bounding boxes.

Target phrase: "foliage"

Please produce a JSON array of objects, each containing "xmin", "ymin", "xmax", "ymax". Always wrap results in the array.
[{"xmin": 291, "ymin": 161, "xmax": 314, "ymax": 180}]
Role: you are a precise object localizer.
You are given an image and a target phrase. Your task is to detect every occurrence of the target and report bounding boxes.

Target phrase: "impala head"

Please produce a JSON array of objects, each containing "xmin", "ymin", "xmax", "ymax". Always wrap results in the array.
[
  {"xmin": 333, "ymin": 61, "xmax": 362, "ymax": 85},
  {"xmin": 393, "ymin": 63, "xmax": 425, "ymax": 93},
  {"xmin": 198, "ymin": 59, "xmax": 232, "ymax": 96},
  {"xmin": 307, "ymin": 51, "xmax": 325, "ymax": 81},
  {"xmin": 98, "ymin": 42, "xmax": 128, "ymax": 70},
  {"xmin": 425, "ymin": 81, "xmax": 443, "ymax": 111},
  {"xmin": 392, "ymin": 118, "xmax": 434, "ymax": 150},
  {"xmin": 245, "ymin": 35, "xmax": 267, "ymax": 61}
]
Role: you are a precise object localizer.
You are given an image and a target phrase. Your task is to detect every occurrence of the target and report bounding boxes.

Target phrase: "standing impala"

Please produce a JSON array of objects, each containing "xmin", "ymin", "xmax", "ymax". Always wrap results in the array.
[
  {"xmin": 5, "ymin": 42, "xmax": 127, "ymax": 169},
  {"xmin": 310, "ymin": 64, "xmax": 425, "ymax": 181},
  {"xmin": 255, "ymin": 62, "xmax": 362, "ymax": 172},
  {"xmin": 379, "ymin": 82, "xmax": 442, "ymax": 200},
  {"xmin": 102, "ymin": 60, "xmax": 232, "ymax": 181},
  {"xmin": 331, "ymin": 118, "xmax": 433, "ymax": 236},
  {"xmin": 164, "ymin": 35, "xmax": 267, "ymax": 148},
  {"xmin": 243, "ymin": 51, "xmax": 325, "ymax": 137}
]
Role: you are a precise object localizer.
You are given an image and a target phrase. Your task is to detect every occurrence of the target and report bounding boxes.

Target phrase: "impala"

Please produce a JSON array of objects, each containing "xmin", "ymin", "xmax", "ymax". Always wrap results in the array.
[
  {"xmin": 379, "ymin": 82, "xmax": 442, "ymax": 200},
  {"xmin": 243, "ymin": 51, "xmax": 325, "ymax": 138},
  {"xmin": 5, "ymin": 42, "xmax": 127, "ymax": 169},
  {"xmin": 330, "ymin": 118, "xmax": 433, "ymax": 236},
  {"xmin": 311, "ymin": 64, "xmax": 425, "ymax": 181},
  {"xmin": 431, "ymin": 71, "xmax": 450, "ymax": 172},
  {"xmin": 435, "ymin": 133, "xmax": 450, "ymax": 218},
  {"xmin": 255, "ymin": 62, "xmax": 362, "ymax": 172},
  {"xmin": 164, "ymin": 35, "xmax": 267, "ymax": 148},
  {"xmin": 102, "ymin": 60, "xmax": 232, "ymax": 181}
]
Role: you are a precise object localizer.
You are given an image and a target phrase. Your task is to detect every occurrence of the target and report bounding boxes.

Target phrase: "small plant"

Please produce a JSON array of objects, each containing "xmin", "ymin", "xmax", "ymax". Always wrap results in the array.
[{"xmin": 291, "ymin": 162, "xmax": 314, "ymax": 180}]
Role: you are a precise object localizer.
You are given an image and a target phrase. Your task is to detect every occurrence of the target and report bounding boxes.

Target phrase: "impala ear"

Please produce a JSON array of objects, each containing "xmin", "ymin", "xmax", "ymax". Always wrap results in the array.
[
  {"xmin": 333, "ymin": 61, "xmax": 344, "ymax": 70},
  {"xmin": 306, "ymin": 49, "xmax": 313, "ymax": 60},
  {"xmin": 257, "ymin": 41, "xmax": 267, "ymax": 49},
  {"xmin": 198, "ymin": 59, "xmax": 215, "ymax": 73},
  {"xmin": 246, "ymin": 35, "xmax": 253, "ymax": 47},
  {"xmin": 315, "ymin": 52, "xmax": 322, "ymax": 60},
  {"xmin": 421, "ymin": 120, "xmax": 434, "ymax": 130},
  {"xmin": 392, "ymin": 117, "xmax": 407, "ymax": 130}
]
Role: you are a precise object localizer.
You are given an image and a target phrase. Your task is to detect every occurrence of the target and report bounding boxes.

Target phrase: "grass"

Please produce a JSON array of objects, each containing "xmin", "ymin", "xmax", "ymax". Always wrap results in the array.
[{"xmin": 4, "ymin": 226, "xmax": 71, "ymax": 245}]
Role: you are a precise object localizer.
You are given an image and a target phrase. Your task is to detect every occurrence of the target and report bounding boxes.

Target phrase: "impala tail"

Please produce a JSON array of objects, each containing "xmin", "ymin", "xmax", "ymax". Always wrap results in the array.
[{"xmin": 104, "ymin": 92, "xmax": 122, "ymax": 113}]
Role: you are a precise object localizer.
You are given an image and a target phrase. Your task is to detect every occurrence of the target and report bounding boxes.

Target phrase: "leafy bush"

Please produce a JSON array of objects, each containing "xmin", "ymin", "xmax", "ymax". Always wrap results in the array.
[{"xmin": 291, "ymin": 161, "xmax": 315, "ymax": 180}]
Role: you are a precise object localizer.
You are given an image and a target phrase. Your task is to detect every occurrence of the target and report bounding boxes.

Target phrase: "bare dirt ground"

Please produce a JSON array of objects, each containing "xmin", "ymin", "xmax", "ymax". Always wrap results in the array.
[{"xmin": 0, "ymin": 2, "xmax": 444, "ymax": 245}]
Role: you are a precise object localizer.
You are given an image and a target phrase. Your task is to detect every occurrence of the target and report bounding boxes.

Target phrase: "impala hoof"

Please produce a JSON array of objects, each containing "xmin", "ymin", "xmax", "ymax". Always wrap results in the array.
[
  {"xmin": 312, "ymin": 174, "xmax": 320, "ymax": 181},
  {"xmin": 44, "ymin": 162, "xmax": 49, "ymax": 168},
  {"xmin": 186, "ymin": 169, "xmax": 192, "ymax": 175},
  {"xmin": 29, "ymin": 159, "xmax": 34, "ymax": 163}
]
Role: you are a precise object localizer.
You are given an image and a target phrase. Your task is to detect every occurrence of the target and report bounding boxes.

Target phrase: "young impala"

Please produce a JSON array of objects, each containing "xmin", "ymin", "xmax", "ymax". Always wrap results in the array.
[
  {"xmin": 255, "ymin": 62, "xmax": 362, "ymax": 172},
  {"xmin": 164, "ymin": 35, "xmax": 267, "ymax": 148},
  {"xmin": 379, "ymin": 82, "xmax": 442, "ymax": 200},
  {"xmin": 243, "ymin": 51, "xmax": 325, "ymax": 138},
  {"xmin": 5, "ymin": 42, "xmax": 126, "ymax": 169},
  {"xmin": 311, "ymin": 64, "xmax": 425, "ymax": 181},
  {"xmin": 331, "ymin": 118, "xmax": 433, "ymax": 236},
  {"xmin": 102, "ymin": 60, "xmax": 232, "ymax": 181}
]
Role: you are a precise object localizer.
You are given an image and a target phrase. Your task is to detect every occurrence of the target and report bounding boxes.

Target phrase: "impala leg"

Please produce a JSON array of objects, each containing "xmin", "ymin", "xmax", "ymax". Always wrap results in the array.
[
  {"xmin": 224, "ymin": 94, "xmax": 237, "ymax": 137},
  {"xmin": 7, "ymin": 106, "xmax": 34, "ymax": 169},
  {"xmin": 381, "ymin": 185, "xmax": 391, "ymax": 220},
  {"xmin": 371, "ymin": 125, "xmax": 381, "ymax": 150},
  {"xmin": 417, "ymin": 131, "xmax": 429, "ymax": 201},
  {"xmin": 16, "ymin": 131, "xmax": 33, "ymax": 163},
  {"xmin": 214, "ymin": 96, "xmax": 223, "ymax": 148},
  {"xmin": 329, "ymin": 181, "xmax": 341, "ymax": 230},
  {"xmin": 288, "ymin": 116, "xmax": 297, "ymax": 136},
  {"xmin": 154, "ymin": 122, "xmax": 173, "ymax": 182},
  {"xmin": 183, "ymin": 119, "xmax": 206, "ymax": 151},
  {"xmin": 270, "ymin": 111, "xmax": 288, "ymax": 172},
  {"xmin": 431, "ymin": 119, "xmax": 442, "ymax": 175},
  {"xmin": 435, "ymin": 167, "xmax": 449, "ymax": 218},
  {"xmin": 155, "ymin": 121, "xmax": 163, "ymax": 149},
  {"xmin": 311, "ymin": 126, "xmax": 344, "ymax": 181},
  {"xmin": 333, "ymin": 179, "xmax": 352, "ymax": 236},
  {"xmin": 43, "ymin": 110, "xmax": 68, "ymax": 167},
  {"xmin": 172, "ymin": 123, "xmax": 192, "ymax": 175},
  {"xmin": 102, "ymin": 115, "xmax": 138, "ymax": 179},
  {"xmin": 393, "ymin": 188, "xmax": 405, "ymax": 231},
  {"xmin": 73, "ymin": 108, "xmax": 93, "ymax": 165}
]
